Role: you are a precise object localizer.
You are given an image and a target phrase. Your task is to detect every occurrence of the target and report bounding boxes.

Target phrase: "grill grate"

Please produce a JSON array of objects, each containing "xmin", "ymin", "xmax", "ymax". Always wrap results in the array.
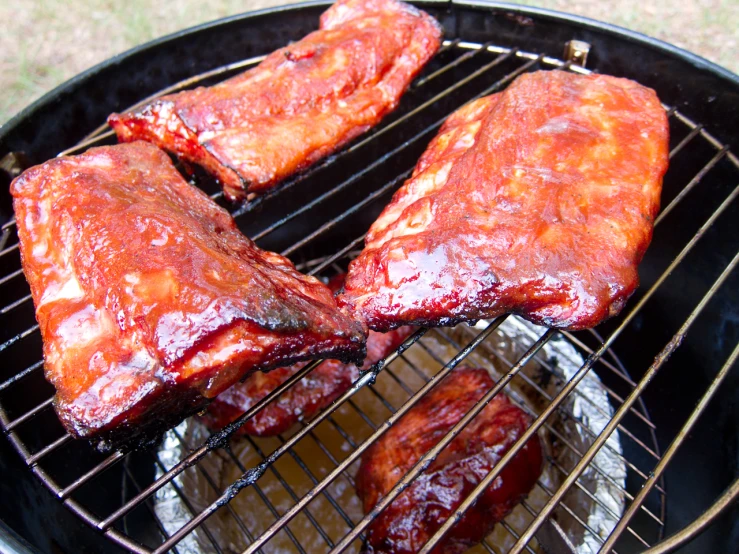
[{"xmin": 1, "ymin": 32, "xmax": 738, "ymax": 554}]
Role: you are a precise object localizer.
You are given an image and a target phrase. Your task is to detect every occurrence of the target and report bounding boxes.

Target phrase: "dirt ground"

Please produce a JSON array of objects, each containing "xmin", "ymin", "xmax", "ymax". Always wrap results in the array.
[{"xmin": 0, "ymin": 0, "xmax": 736, "ymax": 125}]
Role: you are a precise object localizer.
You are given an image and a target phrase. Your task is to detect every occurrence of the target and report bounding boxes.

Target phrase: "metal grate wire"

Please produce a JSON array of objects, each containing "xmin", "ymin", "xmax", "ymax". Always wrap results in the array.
[{"xmin": 1, "ymin": 33, "xmax": 738, "ymax": 554}]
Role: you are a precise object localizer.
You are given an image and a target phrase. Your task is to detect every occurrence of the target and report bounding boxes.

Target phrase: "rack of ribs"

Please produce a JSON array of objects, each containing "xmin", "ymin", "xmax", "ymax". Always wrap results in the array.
[
  {"xmin": 356, "ymin": 366, "xmax": 543, "ymax": 554},
  {"xmin": 204, "ymin": 274, "xmax": 415, "ymax": 436},
  {"xmin": 108, "ymin": 0, "xmax": 442, "ymax": 201},
  {"xmin": 10, "ymin": 141, "xmax": 365, "ymax": 449},
  {"xmin": 339, "ymin": 70, "xmax": 670, "ymax": 331}
]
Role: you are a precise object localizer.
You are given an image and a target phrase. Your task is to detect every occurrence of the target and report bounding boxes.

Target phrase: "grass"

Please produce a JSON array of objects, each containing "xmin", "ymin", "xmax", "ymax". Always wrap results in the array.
[{"xmin": 1, "ymin": 0, "xmax": 737, "ymax": 125}]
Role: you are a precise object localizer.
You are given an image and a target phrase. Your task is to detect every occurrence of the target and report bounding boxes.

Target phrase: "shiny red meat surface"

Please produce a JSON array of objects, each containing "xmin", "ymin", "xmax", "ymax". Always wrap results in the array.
[
  {"xmin": 108, "ymin": 0, "xmax": 442, "ymax": 201},
  {"xmin": 339, "ymin": 70, "xmax": 669, "ymax": 331},
  {"xmin": 204, "ymin": 274, "xmax": 415, "ymax": 436},
  {"xmin": 10, "ymin": 141, "xmax": 365, "ymax": 448},
  {"xmin": 356, "ymin": 366, "xmax": 543, "ymax": 554}
]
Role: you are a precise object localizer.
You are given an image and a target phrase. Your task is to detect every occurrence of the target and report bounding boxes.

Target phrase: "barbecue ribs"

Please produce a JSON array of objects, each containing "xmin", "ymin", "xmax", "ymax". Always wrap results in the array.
[
  {"xmin": 10, "ymin": 141, "xmax": 365, "ymax": 448},
  {"xmin": 204, "ymin": 273, "xmax": 414, "ymax": 436},
  {"xmin": 339, "ymin": 70, "xmax": 669, "ymax": 331},
  {"xmin": 108, "ymin": 0, "xmax": 442, "ymax": 201},
  {"xmin": 356, "ymin": 366, "xmax": 543, "ymax": 554}
]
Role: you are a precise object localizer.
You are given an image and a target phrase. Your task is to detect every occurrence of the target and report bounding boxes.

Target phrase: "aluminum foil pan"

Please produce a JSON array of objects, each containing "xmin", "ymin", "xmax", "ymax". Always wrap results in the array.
[{"xmin": 150, "ymin": 316, "xmax": 626, "ymax": 553}]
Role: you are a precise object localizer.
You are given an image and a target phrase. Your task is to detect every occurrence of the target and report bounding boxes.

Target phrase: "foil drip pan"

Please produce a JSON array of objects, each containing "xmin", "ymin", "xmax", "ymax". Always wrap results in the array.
[{"xmin": 150, "ymin": 317, "xmax": 627, "ymax": 553}]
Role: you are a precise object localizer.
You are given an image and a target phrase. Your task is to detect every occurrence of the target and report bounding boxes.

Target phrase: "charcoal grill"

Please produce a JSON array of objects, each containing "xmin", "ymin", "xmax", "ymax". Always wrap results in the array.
[{"xmin": 1, "ymin": 1, "xmax": 738, "ymax": 553}]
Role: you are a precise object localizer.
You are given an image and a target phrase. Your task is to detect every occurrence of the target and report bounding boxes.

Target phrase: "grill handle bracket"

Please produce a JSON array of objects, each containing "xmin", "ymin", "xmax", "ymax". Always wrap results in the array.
[{"xmin": 564, "ymin": 40, "xmax": 591, "ymax": 67}]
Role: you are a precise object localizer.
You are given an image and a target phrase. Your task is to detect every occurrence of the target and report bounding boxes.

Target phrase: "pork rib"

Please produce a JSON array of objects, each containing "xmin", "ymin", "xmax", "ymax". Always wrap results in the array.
[
  {"xmin": 356, "ymin": 366, "xmax": 543, "ymax": 554},
  {"xmin": 204, "ymin": 325, "xmax": 414, "ymax": 436},
  {"xmin": 108, "ymin": 0, "xmax": 442, "ymax": 201},
  {"xmin": 339, "ymin": 70, "xmax": 669, "ymax": 331},
  {"xmin": 10, "ymin": 141, "xmax": 365, "ymax": 448}
]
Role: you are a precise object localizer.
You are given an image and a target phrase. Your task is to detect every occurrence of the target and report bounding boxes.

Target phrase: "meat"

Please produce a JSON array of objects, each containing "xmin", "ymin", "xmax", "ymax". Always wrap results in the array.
[
  {"xmin": 10, "ymin": 141, "xmax": 365, "ymax": 449},
  {"xmin": 356, "ymin": 366, "xmax": 543, "ymax": 554},
  {"xmin": 204, "ymin": 326, "xmax": 415, "ymax": 436},
  {"xmin": 108, "ymin": 0, "xmax": 442, "ymax": 201},
  {"xmin": 204, "ymin": 274, "xmax": 415, "ymax": 436},
  {"xmin": 339, "ymin": 70, "xmax": 670, "ymax": 331}
]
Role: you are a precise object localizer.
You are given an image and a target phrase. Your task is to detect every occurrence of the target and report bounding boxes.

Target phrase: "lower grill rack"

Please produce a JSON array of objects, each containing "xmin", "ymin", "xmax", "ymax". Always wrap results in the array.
[{"xmin": 1, "ymin": 34, "xmax": 738, "ymax": 554}]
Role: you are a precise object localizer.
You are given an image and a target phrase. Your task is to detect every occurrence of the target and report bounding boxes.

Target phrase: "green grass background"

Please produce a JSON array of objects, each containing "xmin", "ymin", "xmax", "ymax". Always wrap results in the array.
[{"xmin": 1, "ymin": 0, "xmax": 737, "ymax": 125}]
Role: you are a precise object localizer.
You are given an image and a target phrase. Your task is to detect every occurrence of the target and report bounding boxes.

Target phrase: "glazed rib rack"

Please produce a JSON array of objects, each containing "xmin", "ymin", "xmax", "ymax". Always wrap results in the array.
[{"xmin": 1, "ymin": 33, "xmax": 738, "ymax": 554}]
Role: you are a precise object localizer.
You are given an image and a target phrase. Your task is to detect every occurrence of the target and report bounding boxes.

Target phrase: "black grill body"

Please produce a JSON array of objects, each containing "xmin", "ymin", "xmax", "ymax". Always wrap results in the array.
[{"xmin": 0, "ymin": 2, "xmax": 737, "ymax": 553}]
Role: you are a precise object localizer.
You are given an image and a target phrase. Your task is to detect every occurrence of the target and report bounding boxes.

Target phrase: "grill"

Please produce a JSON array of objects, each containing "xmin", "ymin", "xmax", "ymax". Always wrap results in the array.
[{"xmin": 1, "ymin": 2, "xmax": 738, "ymax": 553}]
